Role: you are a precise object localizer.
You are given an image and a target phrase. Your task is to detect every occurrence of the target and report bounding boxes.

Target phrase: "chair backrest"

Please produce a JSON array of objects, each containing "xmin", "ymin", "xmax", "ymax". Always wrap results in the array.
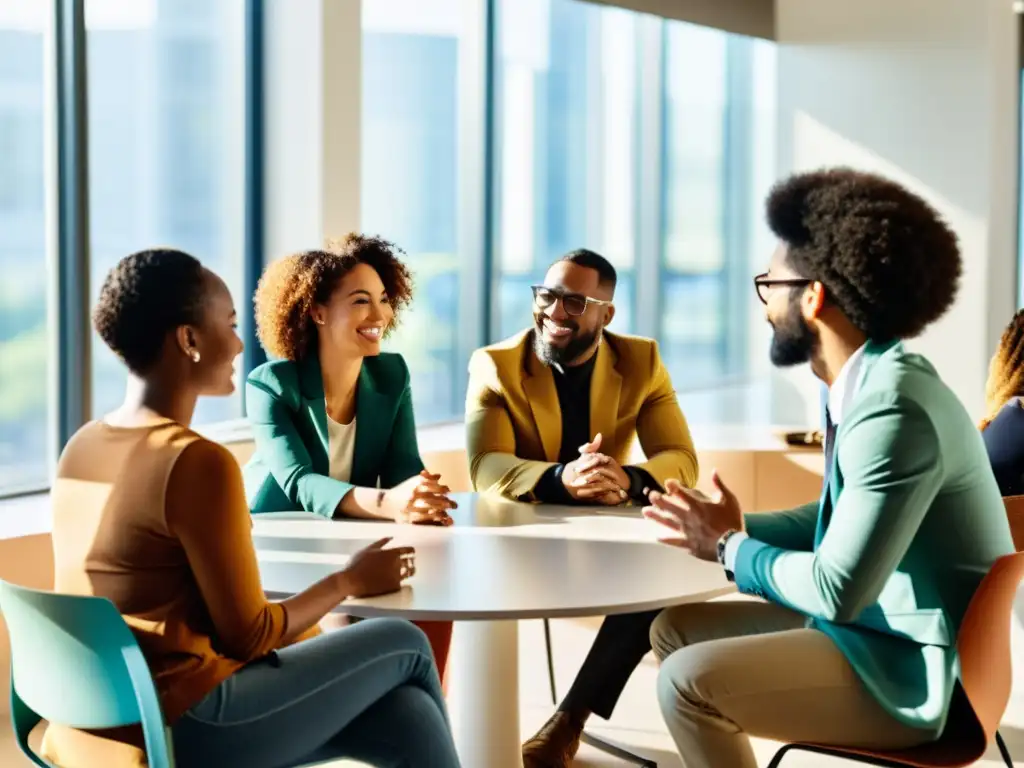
[
  {"xmin": 955, "ymin": 550, "xmax": 1024, "ymax": 740},
  {"xmin": 0, "ymin": 580, "xmax": 174, "ymax": 768},
  {"xmin": 1002, "ymin": 494, "xmax": 1024, "ymax": 551}
]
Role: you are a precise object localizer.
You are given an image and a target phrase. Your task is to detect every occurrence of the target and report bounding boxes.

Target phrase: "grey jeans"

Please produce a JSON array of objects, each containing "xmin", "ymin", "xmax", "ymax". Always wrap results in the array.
[{"xmin": 172, "ymin": 618, "xmax": 461, "ymax": 768}]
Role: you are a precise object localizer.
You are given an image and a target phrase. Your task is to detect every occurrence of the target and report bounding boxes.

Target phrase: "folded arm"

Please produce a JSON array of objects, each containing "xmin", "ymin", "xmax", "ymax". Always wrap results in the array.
[
  {"xmin": 167, "ymin": 441, "xmax": 294, "ymax": 659},
  {"xmin": 246, "ymin": 378, "xmax": 401, "ymax": 519},
  {"xmin": 733, "ymin": 394, "xmax": 942, "ymax": 624},
  {"xmin": 465, "ymin": 351, "xmax": 554, "ymax": 499},
  {"xmin": 743, "ymin": 501, "xmax": 819, "ymax": 551},
  {"xmin": 246, "ymin": 378, "xmax": 354, "ymax": 518}
]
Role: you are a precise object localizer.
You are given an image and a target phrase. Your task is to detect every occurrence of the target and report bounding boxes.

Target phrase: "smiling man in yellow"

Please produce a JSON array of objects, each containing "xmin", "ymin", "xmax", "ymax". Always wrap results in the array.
[{"xmin": 465, "ymin": 249, "xmax": 698, "ymax": 768}]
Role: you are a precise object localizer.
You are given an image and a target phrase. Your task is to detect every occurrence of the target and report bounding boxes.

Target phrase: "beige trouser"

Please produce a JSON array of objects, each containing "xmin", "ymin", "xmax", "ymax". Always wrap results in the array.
[{"xmin": 650, "ymin": 599, "xmax": 932, "ymax": 768}]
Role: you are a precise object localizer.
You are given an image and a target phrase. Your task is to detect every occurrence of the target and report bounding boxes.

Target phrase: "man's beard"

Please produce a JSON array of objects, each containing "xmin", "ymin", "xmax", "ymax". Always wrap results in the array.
[
  {"xmin": 769, "ymin": 295, "xmax": 818, "ymax": 367},
  {"xmin": 533, "ymin": 317, "xmax": 599, "ymax": 367}
]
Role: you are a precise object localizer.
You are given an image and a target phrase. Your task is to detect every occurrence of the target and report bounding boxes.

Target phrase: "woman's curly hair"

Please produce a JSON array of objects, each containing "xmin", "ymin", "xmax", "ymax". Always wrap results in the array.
[
  {"xmin": 981, "ymin": 309, "xmax": 1024, "ymax": 430},
  {"xmin": 93, "ymin": 248, "xmax": 207, "ymax": 374},
  {"xmin": 766, "ymin": 168, "xmax": 962, "ymax": 340},
  {"xmin": 254, "ymin": 233, "xmax": 414, "ymax": 361}
]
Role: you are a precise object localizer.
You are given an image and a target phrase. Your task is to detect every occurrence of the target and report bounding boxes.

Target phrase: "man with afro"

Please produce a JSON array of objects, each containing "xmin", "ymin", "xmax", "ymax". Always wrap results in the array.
[{"xmin": 644, "ymin": 168, "xmax": 1014, "ymax": 767}]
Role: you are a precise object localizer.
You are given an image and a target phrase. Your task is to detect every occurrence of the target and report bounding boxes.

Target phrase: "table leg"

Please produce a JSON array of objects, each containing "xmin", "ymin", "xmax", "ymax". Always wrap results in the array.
[{"xmin": 448, "ymin": 620, "xmax": 521, "ymax": 768}]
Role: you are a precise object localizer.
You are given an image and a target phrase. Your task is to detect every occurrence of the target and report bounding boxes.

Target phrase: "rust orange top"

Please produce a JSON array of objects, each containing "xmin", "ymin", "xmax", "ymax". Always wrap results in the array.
[{"xmin": 41, "ymin": 419, "xmax": 312, "ymax": 767}]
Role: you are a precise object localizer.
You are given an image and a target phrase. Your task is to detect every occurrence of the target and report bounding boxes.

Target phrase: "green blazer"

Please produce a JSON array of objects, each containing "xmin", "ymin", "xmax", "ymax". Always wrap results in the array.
[
  {"xmin": 243, "ymin": 353, "xmax": 425, "ymax": 517},
  {"xmin": 735, "ymin": 340, "xmax": 1013, "ymax": 736}
]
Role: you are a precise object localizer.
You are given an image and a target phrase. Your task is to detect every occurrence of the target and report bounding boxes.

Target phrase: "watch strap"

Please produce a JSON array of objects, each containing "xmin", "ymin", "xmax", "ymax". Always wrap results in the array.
[{"xmin": 717, "ymin": 529, "xmax": 739, "ymax": 582}]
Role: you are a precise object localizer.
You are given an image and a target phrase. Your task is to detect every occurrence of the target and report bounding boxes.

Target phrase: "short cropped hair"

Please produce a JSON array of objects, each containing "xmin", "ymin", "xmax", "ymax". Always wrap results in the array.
[
  {"xmin": 254, "ymin": 233, "xmax": 414, "ymax": 361},
  {"xmin": 766, "ymin": 168, "xmax": 961, "ymax": 340},
  {"xmin": 559, "ymin": 249, "xmax": 617, "ymax": 292},
  {"xmin": 93, "ymin": 248, "xmax": 207, "ymax": 374}
]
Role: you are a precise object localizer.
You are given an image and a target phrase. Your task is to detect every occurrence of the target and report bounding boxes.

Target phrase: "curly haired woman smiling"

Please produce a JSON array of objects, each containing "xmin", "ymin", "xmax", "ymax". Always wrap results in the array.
[{"xmin": 244, "ymin": 234, "xmax": 456, "ymax": 677}]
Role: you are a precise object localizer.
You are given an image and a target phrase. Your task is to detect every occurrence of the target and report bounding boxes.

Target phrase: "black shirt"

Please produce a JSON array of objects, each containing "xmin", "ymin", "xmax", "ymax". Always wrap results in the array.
[
  {"xmin": 530, "ymin": 353, "xmax": 656, "ymax": 505},
  {"xmin": 983, "ymin": 399, "xmax": 1024, "ymax": 496}
]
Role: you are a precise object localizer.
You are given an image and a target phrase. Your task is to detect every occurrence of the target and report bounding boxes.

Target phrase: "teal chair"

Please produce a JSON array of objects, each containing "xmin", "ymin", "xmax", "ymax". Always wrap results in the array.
[{"xmin": 0, "ymin": 580, "xmax": 174, "ymax": 767}]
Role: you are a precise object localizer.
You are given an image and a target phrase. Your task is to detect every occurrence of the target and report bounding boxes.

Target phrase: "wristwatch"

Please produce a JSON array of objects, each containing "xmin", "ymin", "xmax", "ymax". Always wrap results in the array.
[{"xmin": 716, "ymin": 529, "xmax": 739, "ymax": 582}]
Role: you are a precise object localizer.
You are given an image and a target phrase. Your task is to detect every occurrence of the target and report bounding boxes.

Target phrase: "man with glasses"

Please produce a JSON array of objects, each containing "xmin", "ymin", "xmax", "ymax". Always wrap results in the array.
[
  {"xmin": 465, "ymin": 248, "xmax": 698, "ymax": 767},
  {"xmin": 644, "ymin": 168, "xmax": 1013, "ymax": 768}
]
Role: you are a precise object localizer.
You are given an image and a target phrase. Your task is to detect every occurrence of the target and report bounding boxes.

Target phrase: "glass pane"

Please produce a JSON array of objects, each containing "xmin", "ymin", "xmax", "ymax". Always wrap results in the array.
[
  {"xmin": 659, "ymin": 22, "xmax": 777, "ymax": 392},
  {"xmin": 0, "ymin": 8, "xmax": 48, "ymax": 494},
  {"xmin": 361, "ymin": 0, "xmax": 464, "ymax": 423},
  {"xmin": 87, "ymin": 0, "xmax": 246, "ymax": 425},
  {"xmin": 494, "ymin": 0, "xmax": 638, "ymax": 341}
]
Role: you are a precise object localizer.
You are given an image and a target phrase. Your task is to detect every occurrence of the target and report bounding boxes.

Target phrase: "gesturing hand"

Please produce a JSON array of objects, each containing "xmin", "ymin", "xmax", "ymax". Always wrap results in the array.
[
  {"xmin": 642, "ymin": 471, "xmax": 744, "ymax": 561},
  {"xmin": 383, "ymin": 470, "xmax": 457, "ymax": 526},
  {"xmin": 339, "ymin": 537, "xmax": 416, "ymax": 598},
  {"xmin": 561, "ymin": 433, "xmax": 629, "ymax": 504}
]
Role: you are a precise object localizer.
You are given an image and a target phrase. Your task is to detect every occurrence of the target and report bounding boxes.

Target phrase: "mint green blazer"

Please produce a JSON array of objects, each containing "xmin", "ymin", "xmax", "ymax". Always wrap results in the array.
[
  {"xmin": 243, "ymin": 353, "xmax": 425, "ymax": 518},
  {"xmin": 734, "ymin": 340, "xmax": 1013, "ymax": 736}
]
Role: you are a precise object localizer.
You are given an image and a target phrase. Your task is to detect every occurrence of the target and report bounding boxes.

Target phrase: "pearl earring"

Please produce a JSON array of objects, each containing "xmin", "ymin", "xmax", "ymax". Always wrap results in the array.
[{"xmin": 190, "ymin": 350, "xmax": 201, "ymax": 363}]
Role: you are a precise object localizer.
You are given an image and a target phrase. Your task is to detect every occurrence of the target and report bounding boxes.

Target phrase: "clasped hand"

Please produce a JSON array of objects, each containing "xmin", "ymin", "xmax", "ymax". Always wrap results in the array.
[
  {"xmin": 641, "ymin": 471, "xmax": 744, "ymax": 561},
  {"xmin": 561, "ymin": 433, "xmax": 631, "ymax": 505},
  {"xmin": 383, "ymin": 470, "xmax": 457, "ymax": 526}
]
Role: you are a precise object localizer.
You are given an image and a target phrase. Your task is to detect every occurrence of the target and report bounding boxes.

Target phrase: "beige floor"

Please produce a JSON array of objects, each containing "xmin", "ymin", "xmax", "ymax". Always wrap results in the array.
[
  {"xmin": 5, "ymin": 609, "xmax": 1024, "ymax": 767},
  {"xmin": 518, "ymin": 606, "xmax": 1024, "ymax": 768}
]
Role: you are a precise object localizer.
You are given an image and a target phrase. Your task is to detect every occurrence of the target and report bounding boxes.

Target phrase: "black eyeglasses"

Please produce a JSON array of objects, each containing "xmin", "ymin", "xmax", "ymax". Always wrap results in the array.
[
  {"xmin": 531, "ymin": 285, "xmax": 611, "ymax": 317},
  {"xmin": 753, "ymin": 273, "xmax": 812, "ymax": 305}
]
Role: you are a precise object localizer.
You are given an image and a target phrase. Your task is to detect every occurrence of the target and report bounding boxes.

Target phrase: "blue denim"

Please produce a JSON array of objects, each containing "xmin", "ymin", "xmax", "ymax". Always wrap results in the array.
[{"xmin": 172, "ymin": 618, "xmax": 461, "ymax": 768}]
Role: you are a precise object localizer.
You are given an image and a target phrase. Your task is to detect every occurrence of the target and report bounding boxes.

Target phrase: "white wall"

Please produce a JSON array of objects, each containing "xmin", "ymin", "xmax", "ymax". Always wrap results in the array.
[{"xmin": 772, "ymin": 0, "xmax": 1020, "ymax": 423}]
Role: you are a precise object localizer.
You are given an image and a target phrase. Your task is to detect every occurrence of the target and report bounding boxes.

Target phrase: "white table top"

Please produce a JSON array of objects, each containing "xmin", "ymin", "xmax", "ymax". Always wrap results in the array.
[{"xmin": 254, "ymin": 493, "xmax": 734, "ymax": 621}]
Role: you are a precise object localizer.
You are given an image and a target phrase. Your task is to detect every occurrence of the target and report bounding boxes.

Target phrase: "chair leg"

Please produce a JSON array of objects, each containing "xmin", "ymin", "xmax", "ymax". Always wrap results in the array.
[
  {"xmin": 543, "ymin": 618, "xmax": 558, "ymax": 705},
  {"xmin": 10, "ymin": 688, "xmax": 48, "ymax": 768},
  {"xmin": 581, "ymin": 732, "xmax": 657, "ymax": 767},
  {"xmin": 996, "ymin": 729, "xmax": 1013, "ymax": 768},
  {"xmin": 765, "ymin": 744, "xmax": 796, "ymax": 768}
]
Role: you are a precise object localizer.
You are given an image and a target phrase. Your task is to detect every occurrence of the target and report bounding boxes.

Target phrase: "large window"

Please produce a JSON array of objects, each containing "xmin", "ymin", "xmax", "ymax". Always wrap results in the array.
[
  {"xmin": 361, "ymin": 0, "xmax": 466, "ymax": 424},
  {"xmin": 0, "ymin": 11, "xmax": 47, "ymax": 494},
  {"xmin": 493, "ymin": 0, "xmax": 638, "ymax": 341},
  {"xmin": 659, "ymin": 21, "xmax": 776, "ymax": 390},
  {"xmin": 87, "ymin": 0, "xmax": 247, "ymax": 425},
  {"xmin": 2, "ymin": 0, "xmax": 778, "ymax": 499}
]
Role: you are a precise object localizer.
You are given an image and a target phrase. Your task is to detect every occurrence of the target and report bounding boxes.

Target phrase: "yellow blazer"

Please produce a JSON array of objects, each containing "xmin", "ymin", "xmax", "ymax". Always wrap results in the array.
[{"xmin": 465, "ymin": 329, "xmax": 699, "ymax": 500}]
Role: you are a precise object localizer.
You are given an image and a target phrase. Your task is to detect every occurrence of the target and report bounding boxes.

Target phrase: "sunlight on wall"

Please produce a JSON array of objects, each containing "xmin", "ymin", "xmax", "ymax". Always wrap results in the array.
[{"xmin": 782, "ymin": 110, "xmax": 989, "ymax": 420}]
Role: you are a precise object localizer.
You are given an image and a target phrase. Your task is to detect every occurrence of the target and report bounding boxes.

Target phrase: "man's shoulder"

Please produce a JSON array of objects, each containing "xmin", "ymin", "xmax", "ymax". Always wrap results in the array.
[
  {"xmin": 864, "ymin": 345, "xmax": 948, "ymax": 404},
  {"xmin": 604, "ymin": 332, "xmax": 664, "ymax": 381},
  {"xmin": 855, "ymin": 345, "xmax": 970, "ymax": 435},
  {"xmin": 470, "ymin": 330, "xmax": 532, "ymax": 370},
  {"xmin": 604, "ymin": 331, "xmax": 658, "ymax": 360}
]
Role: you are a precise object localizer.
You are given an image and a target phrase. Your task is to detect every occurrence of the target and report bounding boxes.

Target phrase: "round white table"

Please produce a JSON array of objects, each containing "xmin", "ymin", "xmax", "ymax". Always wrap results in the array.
[{"xmin": 254, "ymin": 492, "xmax": 734, "ymax": 768}]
